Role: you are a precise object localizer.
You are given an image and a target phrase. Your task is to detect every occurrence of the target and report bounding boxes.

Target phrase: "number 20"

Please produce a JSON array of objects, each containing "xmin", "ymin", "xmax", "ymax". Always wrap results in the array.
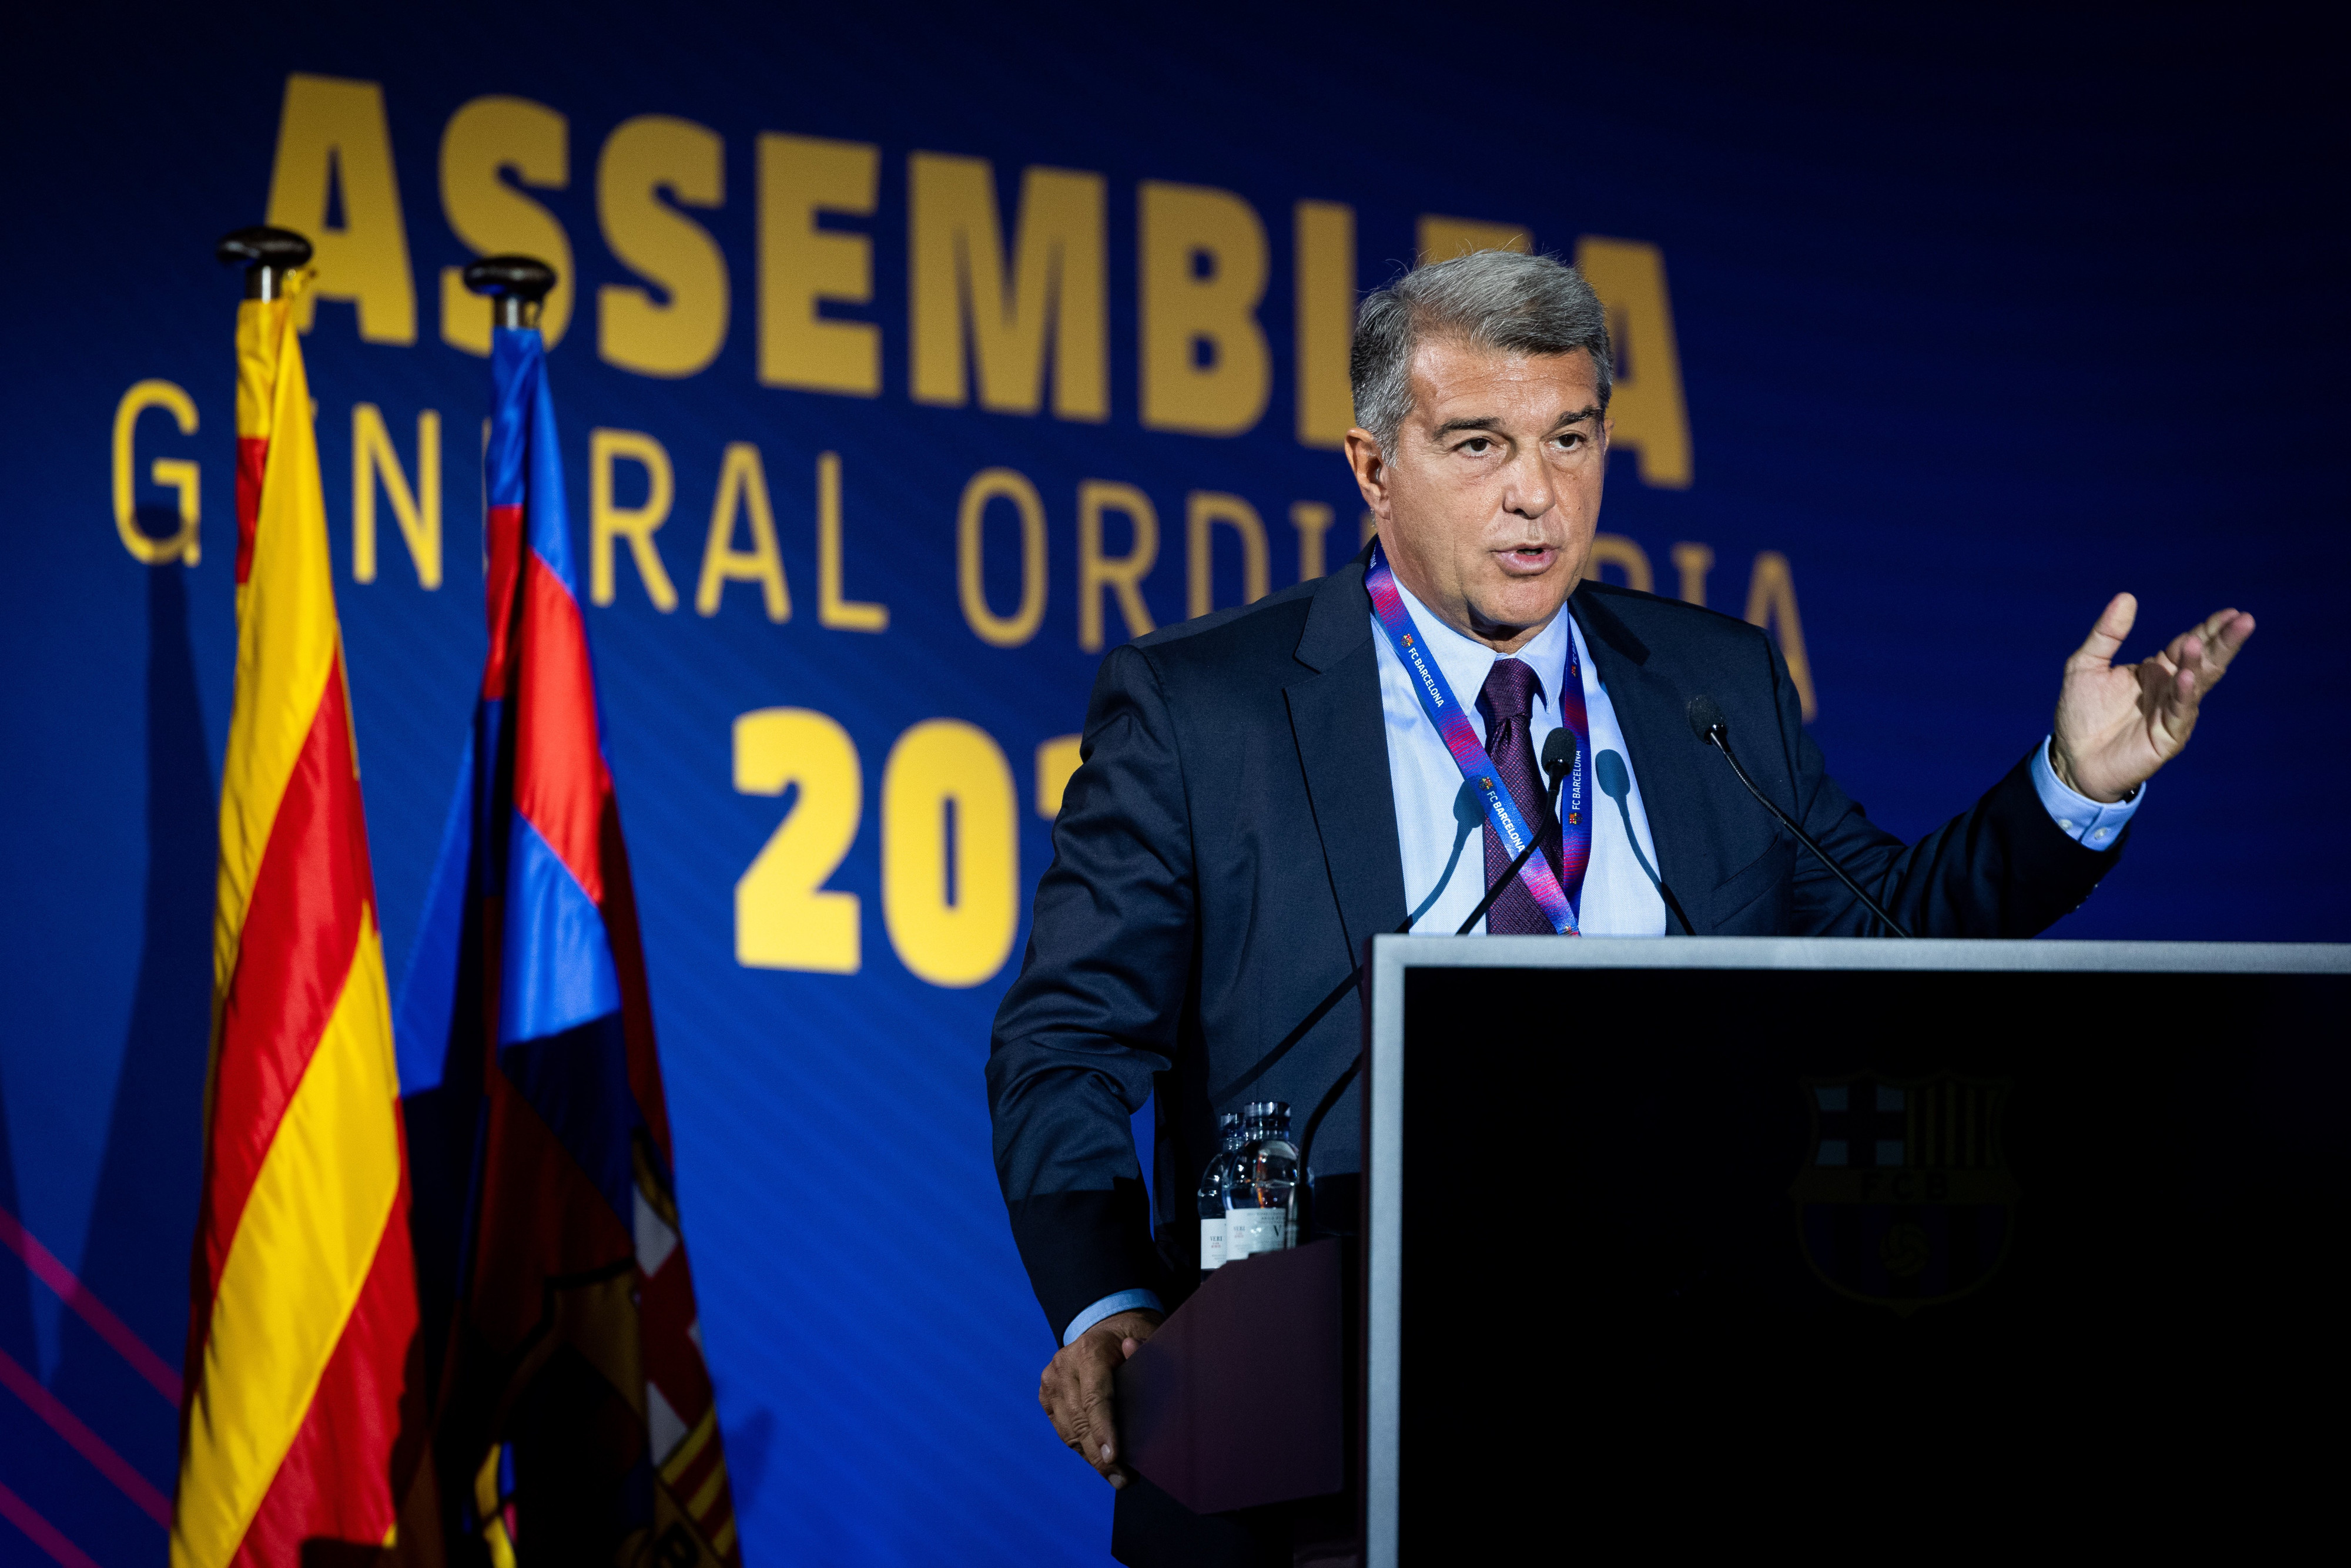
[{"xmin": 733, "ymin": 708, "xmax": 1019, "ymax": 988}]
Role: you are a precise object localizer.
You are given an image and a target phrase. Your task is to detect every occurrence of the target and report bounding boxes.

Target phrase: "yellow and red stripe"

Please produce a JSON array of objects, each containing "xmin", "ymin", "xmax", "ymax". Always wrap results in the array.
[{"xmin": 173, "ymin": 293, "xmax": 421, "ymax": 1568}]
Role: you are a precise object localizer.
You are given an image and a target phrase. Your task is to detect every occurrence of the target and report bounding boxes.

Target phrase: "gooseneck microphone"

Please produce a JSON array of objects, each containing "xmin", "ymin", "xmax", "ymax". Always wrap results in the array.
[
  {"xmin": 1684, "ymin": 695, "xmax": 1913, "ymax": 939},
  {"xmin": 1217, "ymin": 728, "xmax": 1583, "ymax": 1117},
  {"xmin": 1293, "ymin": 728, "xmax": 1579, "ymax": 1192},
  {"xmin": 1448, "ymin": 727, "xmax": 1578, "ymax": 938}
]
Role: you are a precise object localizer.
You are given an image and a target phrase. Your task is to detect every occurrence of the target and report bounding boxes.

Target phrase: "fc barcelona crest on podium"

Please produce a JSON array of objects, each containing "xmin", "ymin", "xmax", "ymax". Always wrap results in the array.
[{"xmin": 1790, "ymin": 1073, "xmax": 2019, "ymax": 1316}]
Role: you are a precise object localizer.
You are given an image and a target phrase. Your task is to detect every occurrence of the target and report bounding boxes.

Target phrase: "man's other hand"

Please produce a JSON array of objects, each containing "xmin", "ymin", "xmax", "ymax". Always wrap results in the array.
[
  {"xmin": 2052, "ymin": 594, "xmax": 2255, "ymax": 803},
  {"xmin": 1038, "ymin": 1308, "xmax": 1162, "ymax": 1489}
]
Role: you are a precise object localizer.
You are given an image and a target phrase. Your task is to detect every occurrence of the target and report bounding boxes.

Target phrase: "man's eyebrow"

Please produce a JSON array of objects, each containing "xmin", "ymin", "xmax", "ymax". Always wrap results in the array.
[
  {"xmin": 1427, "ymin": 405, "xmax": 1603, "ymax": 441},
  {"xmin": 1428, "ymin": 414, "xmax": 1504, "ymax": 439}
]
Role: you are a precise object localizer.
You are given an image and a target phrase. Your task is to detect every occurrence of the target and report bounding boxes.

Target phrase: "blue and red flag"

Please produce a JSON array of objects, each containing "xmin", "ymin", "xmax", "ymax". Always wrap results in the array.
[{"xmin": 397, "ymin": 322, "xmax": 739, "ymax": 1565}]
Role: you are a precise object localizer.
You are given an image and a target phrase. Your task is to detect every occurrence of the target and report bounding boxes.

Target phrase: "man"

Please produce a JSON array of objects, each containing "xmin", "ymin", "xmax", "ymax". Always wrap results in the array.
[{"xmin": 986, "ymin": 250, "xmax": 2252, "ymax": 1552}]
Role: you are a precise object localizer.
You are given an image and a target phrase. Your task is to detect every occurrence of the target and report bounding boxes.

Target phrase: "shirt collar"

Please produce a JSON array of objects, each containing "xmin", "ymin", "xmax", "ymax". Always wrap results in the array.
[{"xmin": 1389, "ymin": 575, "xmax": 1572, "ymax": 716}]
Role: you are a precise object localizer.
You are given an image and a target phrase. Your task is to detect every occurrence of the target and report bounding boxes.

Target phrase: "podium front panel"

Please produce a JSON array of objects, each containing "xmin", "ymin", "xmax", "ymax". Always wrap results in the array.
[{"xmin": 1360, "ymin": 938, "xmax": 2350, "ymax": 1563}]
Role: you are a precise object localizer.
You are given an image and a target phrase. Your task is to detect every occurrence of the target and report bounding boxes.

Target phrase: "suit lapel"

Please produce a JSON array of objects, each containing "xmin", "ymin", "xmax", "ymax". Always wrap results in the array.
[
  {"xmin": 1285, "ymin": 569, "xmax": 1744, "ymax": 944},
  {"xmin": 1570, "ymin": 588, "xmax": 1733, "ymax": 932},
  {"xmin": 1287, "ymin": 560, "xmax": 1406, "ymax": 954}
]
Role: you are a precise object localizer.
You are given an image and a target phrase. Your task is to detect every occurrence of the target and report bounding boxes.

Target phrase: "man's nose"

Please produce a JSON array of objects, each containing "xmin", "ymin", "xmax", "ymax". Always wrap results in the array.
[{"xmin": 1501, "ymin": 448, "xmax": 1557, "ymax": 522}]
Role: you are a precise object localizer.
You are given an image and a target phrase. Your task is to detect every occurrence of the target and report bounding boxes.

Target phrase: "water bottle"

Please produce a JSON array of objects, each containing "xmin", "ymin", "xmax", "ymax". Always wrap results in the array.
[
  {"xmin": 1223, "ymin": 1101, "xmax": 1298, "ymax": 1262},
  {"xmin": 1197, "ymin": 1113, "xmax": 1244, "ymax": 1276}
]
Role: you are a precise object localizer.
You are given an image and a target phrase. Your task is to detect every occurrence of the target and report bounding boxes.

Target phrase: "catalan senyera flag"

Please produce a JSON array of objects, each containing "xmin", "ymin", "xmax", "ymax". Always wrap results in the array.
[
  {"xmin": 175, "ymin": 283, "xmax": 424, "ymax": 1564},
  {"xmin": 397, "ymin": 317, "xmax": 739, "ymax": 1564}
]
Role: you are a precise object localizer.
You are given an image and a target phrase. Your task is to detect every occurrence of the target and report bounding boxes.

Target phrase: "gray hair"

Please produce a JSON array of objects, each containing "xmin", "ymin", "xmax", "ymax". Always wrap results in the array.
[{"xmin": 1349, "ymin": 249, "xmax": 1613, "ymax": 451}]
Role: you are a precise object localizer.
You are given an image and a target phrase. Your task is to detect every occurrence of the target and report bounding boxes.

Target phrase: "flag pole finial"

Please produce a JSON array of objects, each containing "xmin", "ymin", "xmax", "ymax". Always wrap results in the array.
[
  {"xmin": 216, "ymin": 226, "xmax": 313, "ymax": 301},
  {"xmin": 463, "ymin": 254, "xmax": 559, "ymax": 331}
]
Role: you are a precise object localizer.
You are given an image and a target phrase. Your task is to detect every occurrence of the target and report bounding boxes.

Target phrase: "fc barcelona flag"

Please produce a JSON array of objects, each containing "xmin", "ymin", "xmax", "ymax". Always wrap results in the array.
[
  {"xmin": 176, "ymin": 236, "xmax": 426, "ymax": 1566},
  {"xmin": 397, "ymin": 267, "xmax": 739, "ymax": 1565}
]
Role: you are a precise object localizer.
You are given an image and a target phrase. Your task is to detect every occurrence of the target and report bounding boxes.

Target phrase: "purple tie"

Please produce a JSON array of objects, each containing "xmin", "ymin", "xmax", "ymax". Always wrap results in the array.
[{"xmin": 1478, "ymin": 658, "xmax": 1561, "ymax": 934}]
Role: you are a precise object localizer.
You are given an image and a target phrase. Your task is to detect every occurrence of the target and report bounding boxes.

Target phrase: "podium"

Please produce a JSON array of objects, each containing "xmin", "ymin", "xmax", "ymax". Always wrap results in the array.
[{"xmin": 1118, "ymin": 936, "xmax": 2351, "ymax": 1566}]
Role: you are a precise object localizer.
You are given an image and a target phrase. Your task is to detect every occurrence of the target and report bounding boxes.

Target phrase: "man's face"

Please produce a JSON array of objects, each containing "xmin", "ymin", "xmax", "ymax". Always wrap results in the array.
[{"xmin": 1347, "ymin": 338, "xmax": 1610, "ymax": 652}]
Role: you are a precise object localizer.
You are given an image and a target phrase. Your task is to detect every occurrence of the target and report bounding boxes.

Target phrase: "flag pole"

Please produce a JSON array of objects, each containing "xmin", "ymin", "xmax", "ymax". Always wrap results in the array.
[
  {"xmin": 182, "ymin": 216, "xmax": 430, "ymax": 1567},
  {"xmin": 435, "ymin": 243, "xmax": 745, "ymax": 1562},
  {"xmin": 462, "ymin": 254, "xmax": 557, "ymax": 326},
  {"xmin": 214, "ymin": 225, "xmax": 312, "ymax": 299}
]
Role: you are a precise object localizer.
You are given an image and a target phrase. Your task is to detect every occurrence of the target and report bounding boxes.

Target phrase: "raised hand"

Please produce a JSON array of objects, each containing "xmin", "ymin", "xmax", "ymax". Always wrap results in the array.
[{"xmin": 2051, "ymin": 594, "xmax": 2255, "ymax": 804}]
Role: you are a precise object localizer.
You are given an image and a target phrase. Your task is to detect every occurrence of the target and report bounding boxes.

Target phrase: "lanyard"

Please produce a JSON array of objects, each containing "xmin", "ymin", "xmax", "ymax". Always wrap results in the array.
[{"xmin": 1365, "ymin": 540, "xmax": 1590, "ymax": 934}]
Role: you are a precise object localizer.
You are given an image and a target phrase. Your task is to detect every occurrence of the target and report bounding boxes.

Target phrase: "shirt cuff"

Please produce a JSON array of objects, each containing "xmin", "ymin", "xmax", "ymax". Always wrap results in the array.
[
  {"xmin": 1063, "ymin": 1288, "xmax": 1166, "ymax": 1346},
  {"xmin": 2030, "ymin": 736, "xmax": 2141, "ymax": 849}
]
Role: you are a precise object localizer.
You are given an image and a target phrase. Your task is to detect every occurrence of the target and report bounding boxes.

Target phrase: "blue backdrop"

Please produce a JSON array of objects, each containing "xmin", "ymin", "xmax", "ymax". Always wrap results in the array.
[{"xmin": 2, "ymin": 4, "xmax": 2343, "ymax": 1562}]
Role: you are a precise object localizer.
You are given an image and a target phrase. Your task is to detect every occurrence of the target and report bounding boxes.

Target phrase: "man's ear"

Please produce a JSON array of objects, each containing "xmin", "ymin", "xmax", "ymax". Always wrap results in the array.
[
  {"xmin": 1345, "ymin": 427, "xmax": 1390, "ymax": 521},
  {"xmin": 1600, "ymin": 413, "xmax": 1614, "ymax": 451}
]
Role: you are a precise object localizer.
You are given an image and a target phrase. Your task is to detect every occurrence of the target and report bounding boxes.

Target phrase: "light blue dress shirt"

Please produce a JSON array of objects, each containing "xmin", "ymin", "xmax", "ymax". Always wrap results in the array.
[
  {"xmin": 1378, "ymin": 578, "xmax": 1668, "ymax": 936},
  {"xmin": 1060, "ymin": 589, "xmax": 2141, "ymax": 1344}
]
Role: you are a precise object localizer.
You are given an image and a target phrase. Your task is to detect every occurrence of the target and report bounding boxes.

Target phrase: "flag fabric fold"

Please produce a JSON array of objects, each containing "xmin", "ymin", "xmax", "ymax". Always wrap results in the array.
[
  {"xmin": 398, "ymin": 323, "xmax": 739, "ymax": 1565},
  {"xmin": 175, "ymin": 285, "xmax": 424, "ymax": 1567}
]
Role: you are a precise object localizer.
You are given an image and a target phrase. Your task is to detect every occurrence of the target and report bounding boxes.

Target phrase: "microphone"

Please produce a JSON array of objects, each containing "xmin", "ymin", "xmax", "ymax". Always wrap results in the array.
[
  {"xmin": 1542, "ymin": 726, "xmax": 1576, "ymax": 799},
  {"xmin": 1294, "ymin": 728, "xmax": 1578, "ymax": 1202},
  {"xmin": 1684, "ymin": 695, "xmax": 1913, "ymax": 939},
  {"xmin": 1449, "ymin": 728, "xmax": 1578, "ymax": 936},
  {"xmin": 1542, "ymin": 725, "xmax": 1576, "ymax": 787},
  {"xmin": 1241, "ymin": 729, "xmax": 1583, "ymax": 1231}
]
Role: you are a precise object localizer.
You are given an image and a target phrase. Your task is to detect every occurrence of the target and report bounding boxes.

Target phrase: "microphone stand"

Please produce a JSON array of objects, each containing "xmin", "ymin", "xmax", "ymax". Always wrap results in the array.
[
  {"xmin": 1447, "ymin": 789, "xmax": 1566, "ymax": 937},
  {"xmin": 1686, "ymin": 699, "xmax": 1913, "ymax": 939},
  {"xmin": 1293, "ymin": 756, "xmax": 1574, "ymax": 1227}
]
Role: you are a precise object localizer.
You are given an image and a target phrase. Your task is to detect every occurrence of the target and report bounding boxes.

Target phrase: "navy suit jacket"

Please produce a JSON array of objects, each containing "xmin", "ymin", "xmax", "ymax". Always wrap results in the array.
[{"xmin": 987, "ymin": 551, "xmax": 2123, "ymax": 1341}]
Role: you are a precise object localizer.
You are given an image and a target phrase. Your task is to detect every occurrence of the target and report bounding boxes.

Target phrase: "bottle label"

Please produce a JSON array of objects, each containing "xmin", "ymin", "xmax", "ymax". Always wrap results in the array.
[
  {"xmin": 1200, "ymin": 1216, "xmax": 1227, "ymax": 1271},
  {"xmin": 1225, "ymin": 1209, "xmax": 1287, "ymax": 1261}
]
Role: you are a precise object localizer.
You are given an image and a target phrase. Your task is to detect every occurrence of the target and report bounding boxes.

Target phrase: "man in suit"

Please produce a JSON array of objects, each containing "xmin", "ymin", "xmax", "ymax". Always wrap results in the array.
[{"xmin": 986, "ymin": 249, "xmax": 2252, "ymax": 1552}]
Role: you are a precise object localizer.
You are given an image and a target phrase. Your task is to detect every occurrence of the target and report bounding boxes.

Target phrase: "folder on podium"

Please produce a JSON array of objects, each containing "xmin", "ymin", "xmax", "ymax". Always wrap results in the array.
[{"xmin": 1117, "ymin": 936, "xmax": 2350, "ymax": 1565}]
